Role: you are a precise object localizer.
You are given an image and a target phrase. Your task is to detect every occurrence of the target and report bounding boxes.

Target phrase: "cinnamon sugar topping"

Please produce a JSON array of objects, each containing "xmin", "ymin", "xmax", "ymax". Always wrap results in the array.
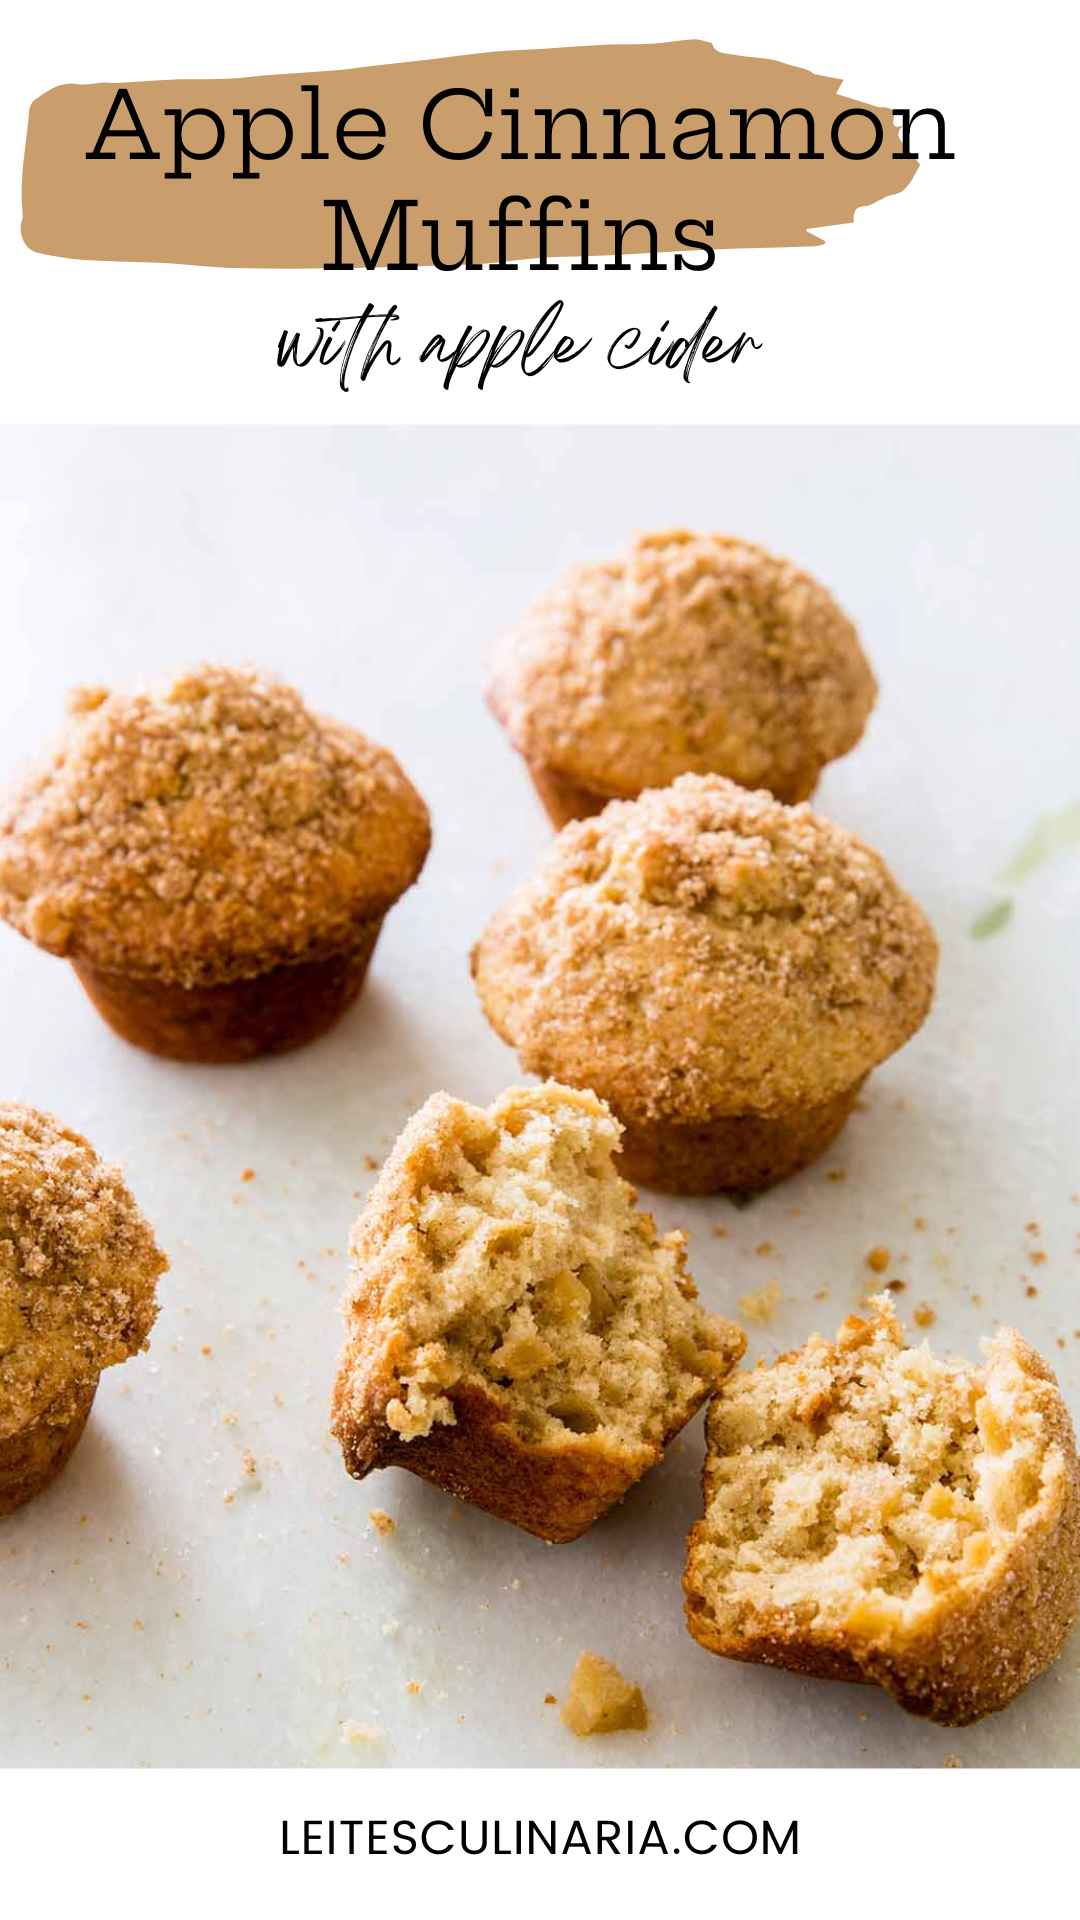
[
  {"xmin": 489, "ymin": 530, "xmax": 876, "ymax": 804},
  {"xmin": 0, "ymin": 665, "xmax": 430, "ymax": 986},
  {"xmin": 0, "ymin": 1103, "xmax": 166, "ymax": 1437},
  {"xmin": 473, "ymin": 774, "xmax": 937, "ymax": 1124}
]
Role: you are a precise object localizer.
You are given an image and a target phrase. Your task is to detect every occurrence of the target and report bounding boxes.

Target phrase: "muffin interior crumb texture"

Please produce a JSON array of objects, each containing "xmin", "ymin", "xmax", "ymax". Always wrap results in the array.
[
  {"xmin": 561, "ymin": 1651, "xmax": 648, "ymax": 1735},
  {"xmin": 0, "ymin": 1103, "xmax": 166, "ymax": 1436},
  {"xmin": 689, "ymin": 1300, "xmax": 1068, "ymax": 1644},
  {"xmin": 339, "ymin": 1083, "xmax": 741, "ymax": 1456},
  {"xmin": 0, "ymin": 664, "xmax": 430, "ymax": 986}
]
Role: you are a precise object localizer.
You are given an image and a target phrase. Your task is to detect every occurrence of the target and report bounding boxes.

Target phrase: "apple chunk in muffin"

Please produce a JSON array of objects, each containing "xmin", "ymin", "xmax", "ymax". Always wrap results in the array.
[
  {"xmin": 331, "ymin": 1082, "xmax": 743, "ymax": 1542},
  {"xmin": 684, "ymin": 1299, "xmax": 1080, "ymax": 1725}
]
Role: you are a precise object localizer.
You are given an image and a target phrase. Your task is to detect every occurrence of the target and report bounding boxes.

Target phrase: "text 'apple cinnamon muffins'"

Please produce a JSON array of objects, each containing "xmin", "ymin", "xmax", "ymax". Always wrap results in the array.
[
  {"xmin": 0, "ymin": 1104, "xmax": 167, "ymax": 1516},
  {"xmin": 472, "ymin": 774, "xmax": 937, "ymax": 1194},
  {"xmin": 487, "ymin": 530, "xmax": 876, "ymax": 826},
  {"xmin": 683, "ymin": 1299, "xmax": 1080, "ymax": 1727},
  {"xmin": 0, "ymin": 666, "xmax": 431, "ymax": 1062},
  {"xmin": 331, "ymin": 1082, "xmax": 744, "ymax": 1543}
]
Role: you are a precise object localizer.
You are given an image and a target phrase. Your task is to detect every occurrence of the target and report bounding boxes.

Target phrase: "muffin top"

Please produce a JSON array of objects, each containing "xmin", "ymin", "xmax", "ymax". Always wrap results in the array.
[
  {"xmin": 0, "ymin": 665, "xmax": 431, "ymax": 987},
  {"xmin": 472, "ymin": 775, "xmax": 937, "ymax": 1123},
  {"xmin": 488, "ymin": 531, "xmax": 876, "ymax": 804},
  {"xmin": 0, "ymin": 1104, "xmax": 166, "ymax": 1439}
]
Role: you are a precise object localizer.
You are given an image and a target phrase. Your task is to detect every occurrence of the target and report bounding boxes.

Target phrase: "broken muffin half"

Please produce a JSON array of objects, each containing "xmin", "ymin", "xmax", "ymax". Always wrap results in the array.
[
  {"xmin": 684, "ymin": 1298, "xmax": 1080, "ymax": 1725},
  {"xmin": 331, "ymin": 1082, "xmax": 743, "ymax": 1542}
]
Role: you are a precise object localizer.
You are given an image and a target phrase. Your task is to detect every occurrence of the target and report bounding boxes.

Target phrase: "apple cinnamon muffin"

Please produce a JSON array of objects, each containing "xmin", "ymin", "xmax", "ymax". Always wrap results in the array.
[
  {"xmin": 488, "ymin": 530, "xmax": 876, "ymax": 826},
  {"xmin": 0, "ymin": 1103, "xmax": 166, "ymax": 1516},
  {"xmin": 472, "ymin": 774, "xmax": 936, "ymax": 1193},
  {"xmin": 683, "ymin": 1300, "xmax": 1080, "ymax": 1726},
  {"xmin": 331, "ymin": 1082, "xmax": 744, "ymax": 1542},
  {"xmin": 0, "ymin": 666, "xmax": 430, "ymax": 1061}
]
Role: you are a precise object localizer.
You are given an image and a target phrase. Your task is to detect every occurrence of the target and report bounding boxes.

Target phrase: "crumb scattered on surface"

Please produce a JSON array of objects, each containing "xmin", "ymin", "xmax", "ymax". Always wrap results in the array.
[
  {"xmin": 561, "ymin": 1651, "xmax": 648, "ymax": 1736},
  {"xmin": 866, "ymin": 1246, "xmax": 891, "ymax": 1274},
  {"xmin": 240, "ymin": 1169, "xmax": 255, "ymax": 1183},
  {"xmin": 340, "ymin": 1719, "xmax": 382, "ymax": 1746},
  {"xmin": 943, "ymin": 1754, "xmax": 963, "ymax": 1768},
  {"xmin": 913, "ymin": 1303, "xmax": 936, "ymax": 1328},
  {"xmin": 738, "ymin": 1282, "xmax": 781, "ymax": 1325},
  {"xmin": 754, "ymin": 1241, "xmax": 774, "ymax": 1258},
  {"xmin": 405, "ymin": 1680, "xmax": 423, "ymax": 1696},
  {"xmin": 369, "ymin": 1509, "xmax": 396, "ymax": 1536},
  {"xmin": 544, "ymin": 1693, "xmax": 556, "ymax": 1705}
]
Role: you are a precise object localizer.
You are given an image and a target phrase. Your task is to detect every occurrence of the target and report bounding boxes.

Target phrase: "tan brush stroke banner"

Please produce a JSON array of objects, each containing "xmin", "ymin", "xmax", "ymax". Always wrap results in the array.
[{"xmin": 22, "ymin": 42, "xmax": 918, "ymax": 267}]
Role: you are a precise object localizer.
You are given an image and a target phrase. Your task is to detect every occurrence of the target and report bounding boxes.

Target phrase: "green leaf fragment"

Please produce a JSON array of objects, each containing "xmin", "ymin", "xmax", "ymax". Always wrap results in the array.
[
  {"xmin": 997, "ymin": 801, "xmax": 1080, "ymax": 887},
  {"xmin": 970, "ymin": 898, "xmax": 1014, "ymax": 939}
]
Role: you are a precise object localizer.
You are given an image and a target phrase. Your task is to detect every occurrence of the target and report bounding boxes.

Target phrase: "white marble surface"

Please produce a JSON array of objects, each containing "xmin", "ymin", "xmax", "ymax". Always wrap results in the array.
[{"xmin": 0, "ymin": 425, "xmax": 1077, "ymax": 1768}]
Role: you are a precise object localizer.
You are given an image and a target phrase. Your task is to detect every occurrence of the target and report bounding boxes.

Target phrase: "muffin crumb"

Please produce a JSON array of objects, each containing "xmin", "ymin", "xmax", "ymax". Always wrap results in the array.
[
  {"xmin": 340, "ymin": 1719, "xmax": 382, "ymax": 1746},
  {"xmin": 561, "ymin": 1652, "xmax": 648, "ymax": 1735},
  {"xmin": 739, "ymin": 1282, "xmax": 781, "ymax": 1326}
]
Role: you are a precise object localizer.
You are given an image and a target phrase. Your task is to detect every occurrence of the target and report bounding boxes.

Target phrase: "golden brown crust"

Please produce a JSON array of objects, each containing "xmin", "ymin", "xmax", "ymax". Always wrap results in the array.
[
  {"xmin": 335, "ymin": 1374, "xmax": 658, "ymax": 1544},
  {"xmin": 0, "ymin": 1103, "xmax": 166, "ymax": 1441},
  {"xmin": 330, "ymin": 1082, "xmax": 744, "ymax": 1540},
  {"xmin": 0, "ymin": 665, "xmax": 430, "ymax": 987},
  {"xmin": 472, "ymin": 774, "xmax": 937, "ymax": 1127},
  {"xmin": 521, "ymin": 757, "xmax": 612, "ymax": 831},
  {"xmin": 488, "ymin": 530, "xmax": 876, "ymax": 805},
  {"xmin": 684, "ymin": 1315, "xmax": 1080, "ymax": 1727},
  {"xmin": 614, "ymin": 1081, "xmax": 864, "ymax": 1195},
  {"xmin": 0, "ymin": 1379, "xmax": 97, "ymax": 1517},
  {"xmin": 71, "ymin": 915, "xmax": 382, "ymax": 1063}
]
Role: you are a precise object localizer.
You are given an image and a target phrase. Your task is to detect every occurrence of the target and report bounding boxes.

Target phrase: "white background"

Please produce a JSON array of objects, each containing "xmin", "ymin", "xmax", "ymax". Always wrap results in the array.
[
  {"xmin": 1, "ymin": 424, "xmax": 1078, "ymax": 1774},
  {"xmin": 1, "ymin": 0, "xmax": 1078, "ymax": 423}
]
